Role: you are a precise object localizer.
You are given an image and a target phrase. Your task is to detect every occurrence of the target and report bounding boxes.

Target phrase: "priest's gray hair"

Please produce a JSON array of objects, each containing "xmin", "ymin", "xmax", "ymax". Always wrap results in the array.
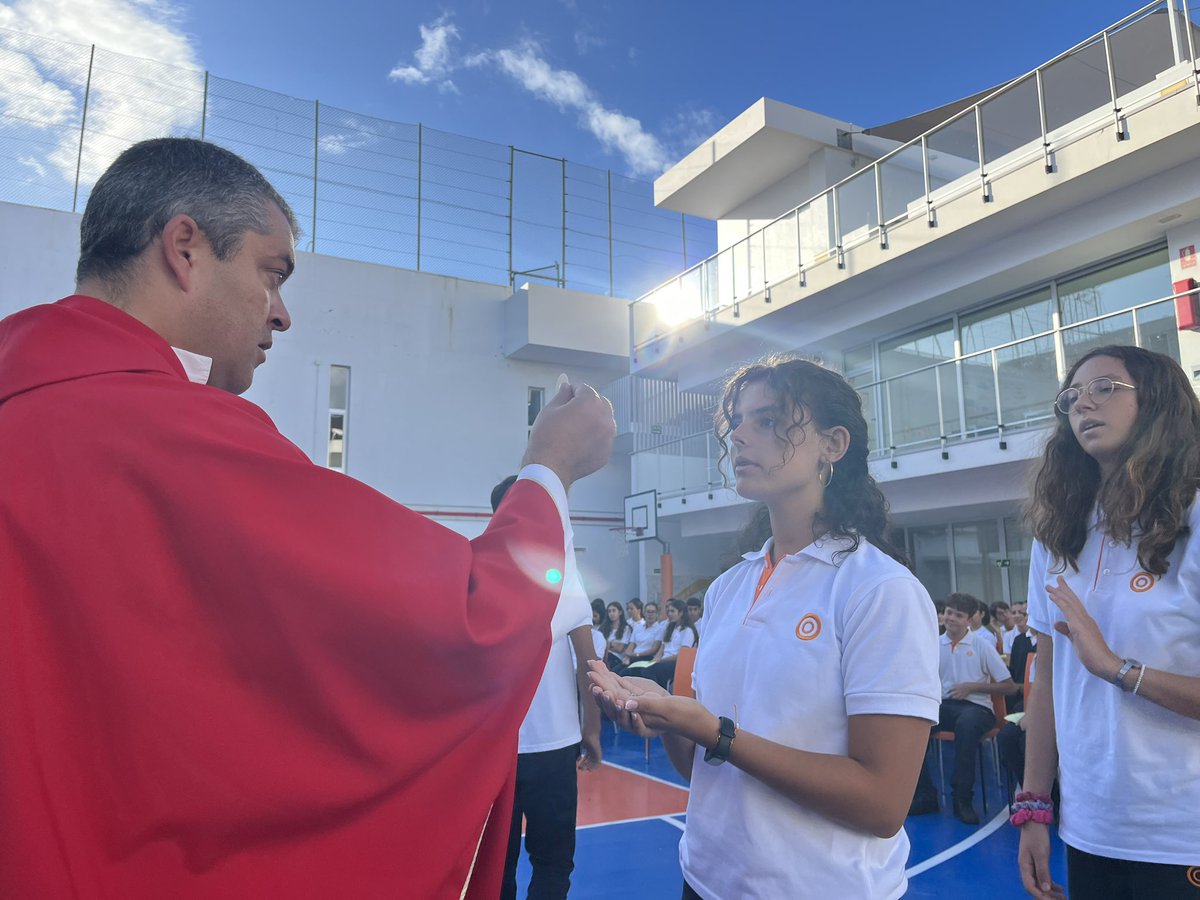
[{"xmin": 75, "ymin": 137, "xmax": 298, "ymax": 287}]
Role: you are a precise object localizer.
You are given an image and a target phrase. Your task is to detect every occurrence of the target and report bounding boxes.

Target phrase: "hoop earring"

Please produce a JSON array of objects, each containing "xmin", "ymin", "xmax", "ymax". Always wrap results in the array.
[{"xmin": 818, "ymin": 460, "xmax": 834, "ymax": 487}]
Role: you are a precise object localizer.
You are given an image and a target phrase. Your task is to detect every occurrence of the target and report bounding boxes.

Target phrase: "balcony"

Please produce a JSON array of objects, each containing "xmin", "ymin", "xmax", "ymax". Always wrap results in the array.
[
  {"xmin": 630, "ymin": 1, "xmax": 1200, "ymax": 370},
  {"xmin": 630, "ymin": 292, "xmax": 1186, "ymax": 504}
]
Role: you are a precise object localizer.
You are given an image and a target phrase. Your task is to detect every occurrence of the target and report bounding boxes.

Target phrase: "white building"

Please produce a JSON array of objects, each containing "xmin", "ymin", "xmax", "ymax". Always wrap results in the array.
[{"xmin": 622, "ymin": 3, "xmax": 1200, "ymax": 606}]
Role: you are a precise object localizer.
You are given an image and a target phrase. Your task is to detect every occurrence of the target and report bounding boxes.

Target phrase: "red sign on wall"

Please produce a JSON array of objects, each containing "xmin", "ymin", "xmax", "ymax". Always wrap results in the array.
[{"xmin": 1181, "ymin": 245, "xmax": 1197, "ymax": 269}]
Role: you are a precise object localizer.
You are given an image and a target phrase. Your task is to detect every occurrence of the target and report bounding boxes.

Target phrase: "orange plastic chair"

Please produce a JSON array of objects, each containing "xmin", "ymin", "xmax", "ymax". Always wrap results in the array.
[
  {"xmin": 931, "ymin": 691, "xmax": 1007, "ymax": 814},
  {"xmin": 1022, "ymin": 648, "xmax": 1037, "ymax": 707}
]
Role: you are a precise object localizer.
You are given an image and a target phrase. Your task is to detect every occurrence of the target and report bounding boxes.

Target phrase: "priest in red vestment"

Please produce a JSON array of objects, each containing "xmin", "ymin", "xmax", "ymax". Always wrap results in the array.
[{"xmin": 0, "ymin": 138, "xmax": 615, "ymax": 898}]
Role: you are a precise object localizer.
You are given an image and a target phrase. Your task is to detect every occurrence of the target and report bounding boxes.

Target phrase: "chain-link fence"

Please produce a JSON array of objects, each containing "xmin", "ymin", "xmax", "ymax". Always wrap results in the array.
[{"xmin": 0, "ymin": 27, "xmax": 715, "ymax": 298}]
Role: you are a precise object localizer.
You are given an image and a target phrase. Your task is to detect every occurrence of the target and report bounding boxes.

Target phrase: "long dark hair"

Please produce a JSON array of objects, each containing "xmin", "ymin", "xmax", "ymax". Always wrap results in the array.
[
  {"xmin": 662, "ymin": 598, "xmax": 698, "ymax": 645},
  {"xmin": 601, "ymin": 602, "xmax": 628, "ymax": 641},
  {"xmin": 1027, "ymin": 345, "xmax": 1200, "ymax": 575},
  {"xmin": 716, "ymin": 355, "xmax": 907, "ymax": 566}
]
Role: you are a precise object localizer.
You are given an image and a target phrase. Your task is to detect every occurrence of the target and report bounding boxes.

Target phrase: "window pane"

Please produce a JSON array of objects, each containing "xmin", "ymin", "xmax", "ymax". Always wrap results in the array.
[
  {"xmin": 1004, "ymin": 516, "xmax": 1032, "ymax": 606},
  {"xmin": 1061, "ymin": 310, "xmax": 1136, "ymax": 360},
  {"xmin": 1058, "ymin": 249, "xmax": 1170, "ymax": 326},
  {"xmin": 328, "ymin": 412, "xmax": 345, "ymax": 470},
  {"xmin": 528, "ymin": 387, "xmax": 545, "ymax": 427},
  {"xmin": 960, "ymin": 288, "xmax": 1053, "ymax": 354},
  {"xmin": 329, "ymin": 365, "xmax": 349, "ymax": 409},
  {"xmin": 880, "ymin": 320, "xmax": 955, "ymax": 379},
  {"xmin": 953, "ymin": 520, "xmax": 1004, "ymax": 606},
  {"xmin": 1135, "ymin": 298, "xmax": 1181, "ymax": 363},
  {"xmin": 911, "ymin": 525, "xmax": 952, "ymax": 603}
]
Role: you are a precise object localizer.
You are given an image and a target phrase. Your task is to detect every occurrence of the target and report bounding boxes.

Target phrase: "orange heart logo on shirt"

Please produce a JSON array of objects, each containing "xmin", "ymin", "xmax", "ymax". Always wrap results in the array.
[{"xmin": 795, "ymin": 614, "xmax": 822, "ymax": 641}]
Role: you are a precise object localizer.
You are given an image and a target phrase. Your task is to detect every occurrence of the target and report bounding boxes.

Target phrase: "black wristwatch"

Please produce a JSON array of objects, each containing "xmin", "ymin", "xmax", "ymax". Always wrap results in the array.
[{"xmin": 703, "ymin": 716, "xmax": 737, "ymax": 766}]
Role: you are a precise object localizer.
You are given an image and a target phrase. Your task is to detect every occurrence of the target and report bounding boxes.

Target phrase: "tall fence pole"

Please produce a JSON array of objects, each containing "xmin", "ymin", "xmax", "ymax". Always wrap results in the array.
[
  {"xmin": 508, "ymin": 146, "xmax": 515, "ymax": 286},
  {"xmin": 200, "ymin": 71, "xmax": 209, "ymax": 140},
  {"xmin": 311, "ymin": 99, "xmax": 319, "ymax": 253},
  {"xmin": 681, "ymin": 212, "xmax": 687, "ymax": 268},
  {"xmin": 416, "ymin": 122, "xmax": 423, "ymax": 271},
  {"xmin": 607, "ymin": 170, "xmax": 614, "ymax": 297},
  {"xmin": 72, "ymin": 44, "xmax": 95, "ymax": 213},
  {"xmin": 560, "ymin": 157, "xmax": 567, "ymax": 288}
]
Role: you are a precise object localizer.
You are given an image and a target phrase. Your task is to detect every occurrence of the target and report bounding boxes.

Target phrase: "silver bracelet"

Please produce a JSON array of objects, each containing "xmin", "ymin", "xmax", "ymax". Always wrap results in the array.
[{"xmin": 1132, "ymin": 665, "xmax": 1148, "ymax": 696}]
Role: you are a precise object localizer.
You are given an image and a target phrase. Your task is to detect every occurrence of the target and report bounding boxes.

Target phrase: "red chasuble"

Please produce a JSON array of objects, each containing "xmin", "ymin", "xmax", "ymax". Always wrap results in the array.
[{"xmin": 0, "ymin": 296, "xmax": 566, "ymax": 898}]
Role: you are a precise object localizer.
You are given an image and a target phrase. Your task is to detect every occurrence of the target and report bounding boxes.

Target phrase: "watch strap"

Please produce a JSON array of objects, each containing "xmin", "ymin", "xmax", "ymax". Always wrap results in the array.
[{"xmin": 703, "ymin": 715, "xmax": 737, "ymax": 766}]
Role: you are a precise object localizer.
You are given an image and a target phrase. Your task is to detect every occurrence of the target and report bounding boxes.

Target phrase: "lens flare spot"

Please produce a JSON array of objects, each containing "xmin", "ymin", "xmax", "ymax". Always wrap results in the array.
[{"xmin": 545, "ymin": 568, "xmax": 563, "ymax": 585}]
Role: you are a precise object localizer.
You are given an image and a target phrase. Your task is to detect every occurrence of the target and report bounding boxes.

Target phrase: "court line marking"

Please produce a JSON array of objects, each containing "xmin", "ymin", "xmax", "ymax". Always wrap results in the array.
[
  {"xmin": 658, "ymin": 815, "xmax": 686, "ymax": 832},
  {"xmin": 577, "ymin": 812, "xmax": 686, "ymax": 832},
  {"xmin": 599, "ymin": 760, "xmax": 691, "ymax": 791},
  {"xmin": 904, "ymin": 807, "xmax": 1009, "ymax": 878}
]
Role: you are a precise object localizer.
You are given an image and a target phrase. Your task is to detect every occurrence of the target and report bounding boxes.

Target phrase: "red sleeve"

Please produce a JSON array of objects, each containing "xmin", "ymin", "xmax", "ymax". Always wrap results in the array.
[{"xmin": 0, "ymin": 374, "xmax": 563, "ymax": 897}]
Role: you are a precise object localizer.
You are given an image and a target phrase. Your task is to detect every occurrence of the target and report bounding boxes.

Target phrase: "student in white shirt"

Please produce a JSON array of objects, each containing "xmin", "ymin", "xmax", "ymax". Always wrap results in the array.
[
  {"xmin": 910, "ymin": 592, "xmax": 1016, "ymax": 824},
  {"xmin": 640, "ymin": 599, "xmax": 699, "ymax": 689},
  {"xmin": 590, "ymin": 356, "xmax": 940, "ymax": 900},
  {"xmin": 614, "ymin": 601, "xmax": 664, "ymax": 673},
  {"xmin": 1019, "ymin": 346, "xmax": 1200, "ymax": 900},
  {"xmin": 685, "ymin": 596, "xmax": 704, "ymax": 640}
]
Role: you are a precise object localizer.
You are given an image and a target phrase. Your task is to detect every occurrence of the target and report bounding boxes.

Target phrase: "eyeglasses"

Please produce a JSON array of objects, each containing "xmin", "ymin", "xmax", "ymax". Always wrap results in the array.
[{"xmin": 1054, "ymin": 376, "xmax": 1137, "ymax": 415}]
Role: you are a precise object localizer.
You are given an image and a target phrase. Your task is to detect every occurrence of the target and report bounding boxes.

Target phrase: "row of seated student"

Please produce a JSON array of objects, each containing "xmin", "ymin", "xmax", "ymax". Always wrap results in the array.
[
  {"xmin": 932, "ymin": 593, "xmax": 1037, "ymax": 698},
  {"xmin": 589, "ymin": 597, "xmax": 704, "ymax": 691}
]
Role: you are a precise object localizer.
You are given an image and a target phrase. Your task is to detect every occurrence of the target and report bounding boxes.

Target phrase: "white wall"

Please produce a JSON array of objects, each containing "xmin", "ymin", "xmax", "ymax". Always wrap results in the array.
[{"xmin": 0, "ymin": 200, "xmax": 637, "ymax": 601}]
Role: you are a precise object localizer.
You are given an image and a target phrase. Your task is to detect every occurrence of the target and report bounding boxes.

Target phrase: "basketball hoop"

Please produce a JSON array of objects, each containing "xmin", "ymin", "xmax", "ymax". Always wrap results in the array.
[{"xmin": 608, "ymin": 525, "xmax": 645, "ymax": 542}]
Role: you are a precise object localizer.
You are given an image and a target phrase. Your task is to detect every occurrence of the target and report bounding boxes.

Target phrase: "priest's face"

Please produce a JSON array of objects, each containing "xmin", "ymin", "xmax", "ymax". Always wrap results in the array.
[{"xmin": 196, "ymin": 202, "xmax": 294, "ymax": 394}]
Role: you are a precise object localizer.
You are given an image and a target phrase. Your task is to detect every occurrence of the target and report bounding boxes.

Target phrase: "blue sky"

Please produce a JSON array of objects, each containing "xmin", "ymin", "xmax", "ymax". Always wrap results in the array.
[{"xmin": 0, "ymin": 0, "xmax": 1154, "ymax": 179}]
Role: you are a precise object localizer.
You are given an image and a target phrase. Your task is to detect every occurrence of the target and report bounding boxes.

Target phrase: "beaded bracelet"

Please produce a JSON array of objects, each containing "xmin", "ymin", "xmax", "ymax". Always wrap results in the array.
[{"xmin": 1009, "ymin": 791, "xmax": 1054, "ymax": 827}]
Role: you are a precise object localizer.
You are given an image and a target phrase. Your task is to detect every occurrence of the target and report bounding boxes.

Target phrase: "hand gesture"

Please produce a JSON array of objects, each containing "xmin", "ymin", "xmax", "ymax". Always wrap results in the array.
[
  {"xmin": 578, "ymin": 731, "xmax": 602, "ymax": 772},
  {"xmin": 587, "ymin": 660, "xmax": 668, "ymax": 737},
  {"xmin": 948, "ymin": 683, "xmax": 973, "ymax": 700},
  {"xmin": 523, "ymin": 382, "xmax": 616, "ymax": 490},
  {"xmin": 1045, "ymin": 576, "xmax": 1121, "ymax": 681},
  {"xmin": 1017, "ymin": 822, "xmax": 1066, "ymax": 899}
]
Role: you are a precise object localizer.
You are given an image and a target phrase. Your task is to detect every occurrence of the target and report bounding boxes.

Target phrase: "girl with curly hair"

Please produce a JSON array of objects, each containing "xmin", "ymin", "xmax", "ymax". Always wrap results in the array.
[
  {"xmin": 590, "ymin": 356, "xmax": 940, "ymax": 899},
  {"xmin": 1018, "ymin": 345, "xmax": 1200, "ymax": 900}
]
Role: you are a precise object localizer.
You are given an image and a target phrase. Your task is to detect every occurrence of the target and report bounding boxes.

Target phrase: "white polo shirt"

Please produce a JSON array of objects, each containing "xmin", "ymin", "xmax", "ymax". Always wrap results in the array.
[
  {"xmin": 938, "ymin": 629, "xmax": 1011, "ymax": 711},
  {"xmin": 627, "ymin": 618, "xmax": 666, "ymax": 656},
  {"xmin": 681, "ymin": 535, "xmax": 940, "ymax": 900},
  {"xmin": 1028, "ymin": 503, "xmax": 1200, "ymax": 865},
  {"xmin": 518, "ymin": 564, "xmax": 591, "ymax": 754}
]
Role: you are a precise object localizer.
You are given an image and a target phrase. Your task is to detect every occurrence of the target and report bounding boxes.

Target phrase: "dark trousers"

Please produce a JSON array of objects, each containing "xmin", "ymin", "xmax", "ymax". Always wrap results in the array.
[
  {"xmin": 914, "ymin": 699, "xmax": 994, "ymax": 802},
  {"xmin": 640, "ymin": 657, "xmax": 678, "ymax": 690},
  {"xmin": 501, "ymin": 743, "xmax": 580, "ymax": 900},
  {"xmin": 1067, "ymin": 845, "xmax": 1200, "ymax": 899},
  {"xmin": 682, "ymin": 881, "xmax": 704, "ymax": 899}
]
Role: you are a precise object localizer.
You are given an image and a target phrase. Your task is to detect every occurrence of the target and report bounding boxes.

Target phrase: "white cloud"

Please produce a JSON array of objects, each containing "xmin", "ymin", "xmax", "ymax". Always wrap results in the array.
[
  {"xmin": 388, "ymin": 16, "xmax": 459, "ymax": 92},
  {"xmin": 0, "ymin": 0, "xmax": 203, "ymax": 189},
  {"xmin": 473, "ymin": 40, "xmax": 670, "ymax": 177}
]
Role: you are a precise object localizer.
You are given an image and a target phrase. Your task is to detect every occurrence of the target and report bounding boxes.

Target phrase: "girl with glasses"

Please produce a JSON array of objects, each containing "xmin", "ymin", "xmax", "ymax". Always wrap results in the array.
[{"xmin": 1019, "ymin": 345, "xmax": 1200, "ymax": 899}]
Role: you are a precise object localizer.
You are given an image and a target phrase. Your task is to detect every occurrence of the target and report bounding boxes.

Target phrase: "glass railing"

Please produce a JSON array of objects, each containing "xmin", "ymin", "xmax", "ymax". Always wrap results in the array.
[
  {"xmin": 631, "ymin": 0, "xmax": 1198, "ymax": 351},
  {"xmin": 632, "ymin": 293, "xmax": 1184, "ymax": 498}
]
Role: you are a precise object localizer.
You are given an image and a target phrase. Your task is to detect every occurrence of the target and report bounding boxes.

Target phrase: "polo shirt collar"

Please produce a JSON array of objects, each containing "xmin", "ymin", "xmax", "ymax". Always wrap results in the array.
[{"xmin": 741, "ymin": 533, "xmax": 858, "ymax": 567}]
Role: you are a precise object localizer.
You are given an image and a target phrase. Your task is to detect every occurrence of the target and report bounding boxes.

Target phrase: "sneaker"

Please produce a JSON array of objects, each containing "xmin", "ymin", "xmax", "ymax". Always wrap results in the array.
[{"xmin": 952, "ymin": 795, "xmax": 980, "ymax": 825}]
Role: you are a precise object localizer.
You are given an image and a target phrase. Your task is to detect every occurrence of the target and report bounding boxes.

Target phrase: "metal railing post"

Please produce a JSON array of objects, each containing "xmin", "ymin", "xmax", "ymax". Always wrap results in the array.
[
  {"xmin": 200, "ymin": 71, "xmax": 208, "ymax": 140},
  {"xmin": 607, "ymin": 170, "xmax": 613, "ymax": 296},
  {"xmin": 1183, "ymin": 0, "xmax": 1200, "ymax": 104},
  {"xmin": 508, "ymin": 147, "xmax": 515, "ymax": 286},
  {"xmin": 72, "ymin": 44, "xmax": 95, "ymax": 213},
  {"xmin": 1036, "ymin": 69, "xmax": 1053, "ymax": 172},
  {"xmin": 311, "ymin": 99, "xmax": 319, "ymax": 253},
  {"xmin": 561, "ymin": 157, "xmax": 567, "ymax": 288},
  {"xmin": 975, "ymin": 106, "xmax": 991, "ymax": 201},
  {"xmin": 832, "ymin": 186, "xmax": 845, "ymax": 268},
  {"xmin": 922, "ymin": 135, "xmax": 935, "ymax": 226},
  {"xmin": 681, "ymin": 212, "xmax": 688, "ymax": 269},
  {"xmin": 416, "ymin": 123, "xmax": 423, "ymax": 271},
  {"xmin": 1102, "ymin": 30, "xmax": 1126, "ymax": 139},
  {"xmin": 1166, "ymin": 0, "xmax": 1184, "ymax": 65},
  {"xmin": 874, "ymin": 163, "xmax": 887, "ymax": 248},
  {"xmin": 991, "ymin": 349, "xmax": 1005, "ymax": 436}
]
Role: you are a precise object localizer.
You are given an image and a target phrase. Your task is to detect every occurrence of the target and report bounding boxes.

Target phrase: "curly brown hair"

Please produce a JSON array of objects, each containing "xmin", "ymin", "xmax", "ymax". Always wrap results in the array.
[
  {"xmin": 1027, "ymin": 345, "xmax": 1200, "ymax": 576},
  {"xmin": 716, "ymin": 355, "xmax": 907, "ymax": 566}
]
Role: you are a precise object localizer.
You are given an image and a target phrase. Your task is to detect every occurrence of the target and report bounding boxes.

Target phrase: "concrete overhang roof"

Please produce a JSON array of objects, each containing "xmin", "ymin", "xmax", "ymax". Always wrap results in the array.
[{"xmin": 654, "ymin": 98, "xmax": 858, "ymax": 219}]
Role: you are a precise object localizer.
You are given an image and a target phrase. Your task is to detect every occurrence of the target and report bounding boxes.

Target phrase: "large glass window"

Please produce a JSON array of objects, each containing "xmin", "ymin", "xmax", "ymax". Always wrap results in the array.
[
  {"xmin": 1058, "ymin": 249, "xmax": 1170, "ymax": 326},
  {"xmin": 953, "ymin": 519, "xmax": 1005, "ymax": 606},
  {"xmin": 1004, "ymin": 516, "xmax": 1032, "ymax": 606},
  {"xmin": 911, "ymin": 525, "xmax": 953, "ymax": 602},
  {"xmin": 879, "ymin": 322, "xmax": 957, "ymax": 450}
]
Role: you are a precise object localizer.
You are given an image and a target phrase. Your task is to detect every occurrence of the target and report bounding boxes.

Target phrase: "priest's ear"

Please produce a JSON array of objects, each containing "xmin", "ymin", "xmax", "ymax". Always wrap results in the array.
[{"xmin": 159, "ymin": 214, "xmax": 211, "ymax": 293}]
